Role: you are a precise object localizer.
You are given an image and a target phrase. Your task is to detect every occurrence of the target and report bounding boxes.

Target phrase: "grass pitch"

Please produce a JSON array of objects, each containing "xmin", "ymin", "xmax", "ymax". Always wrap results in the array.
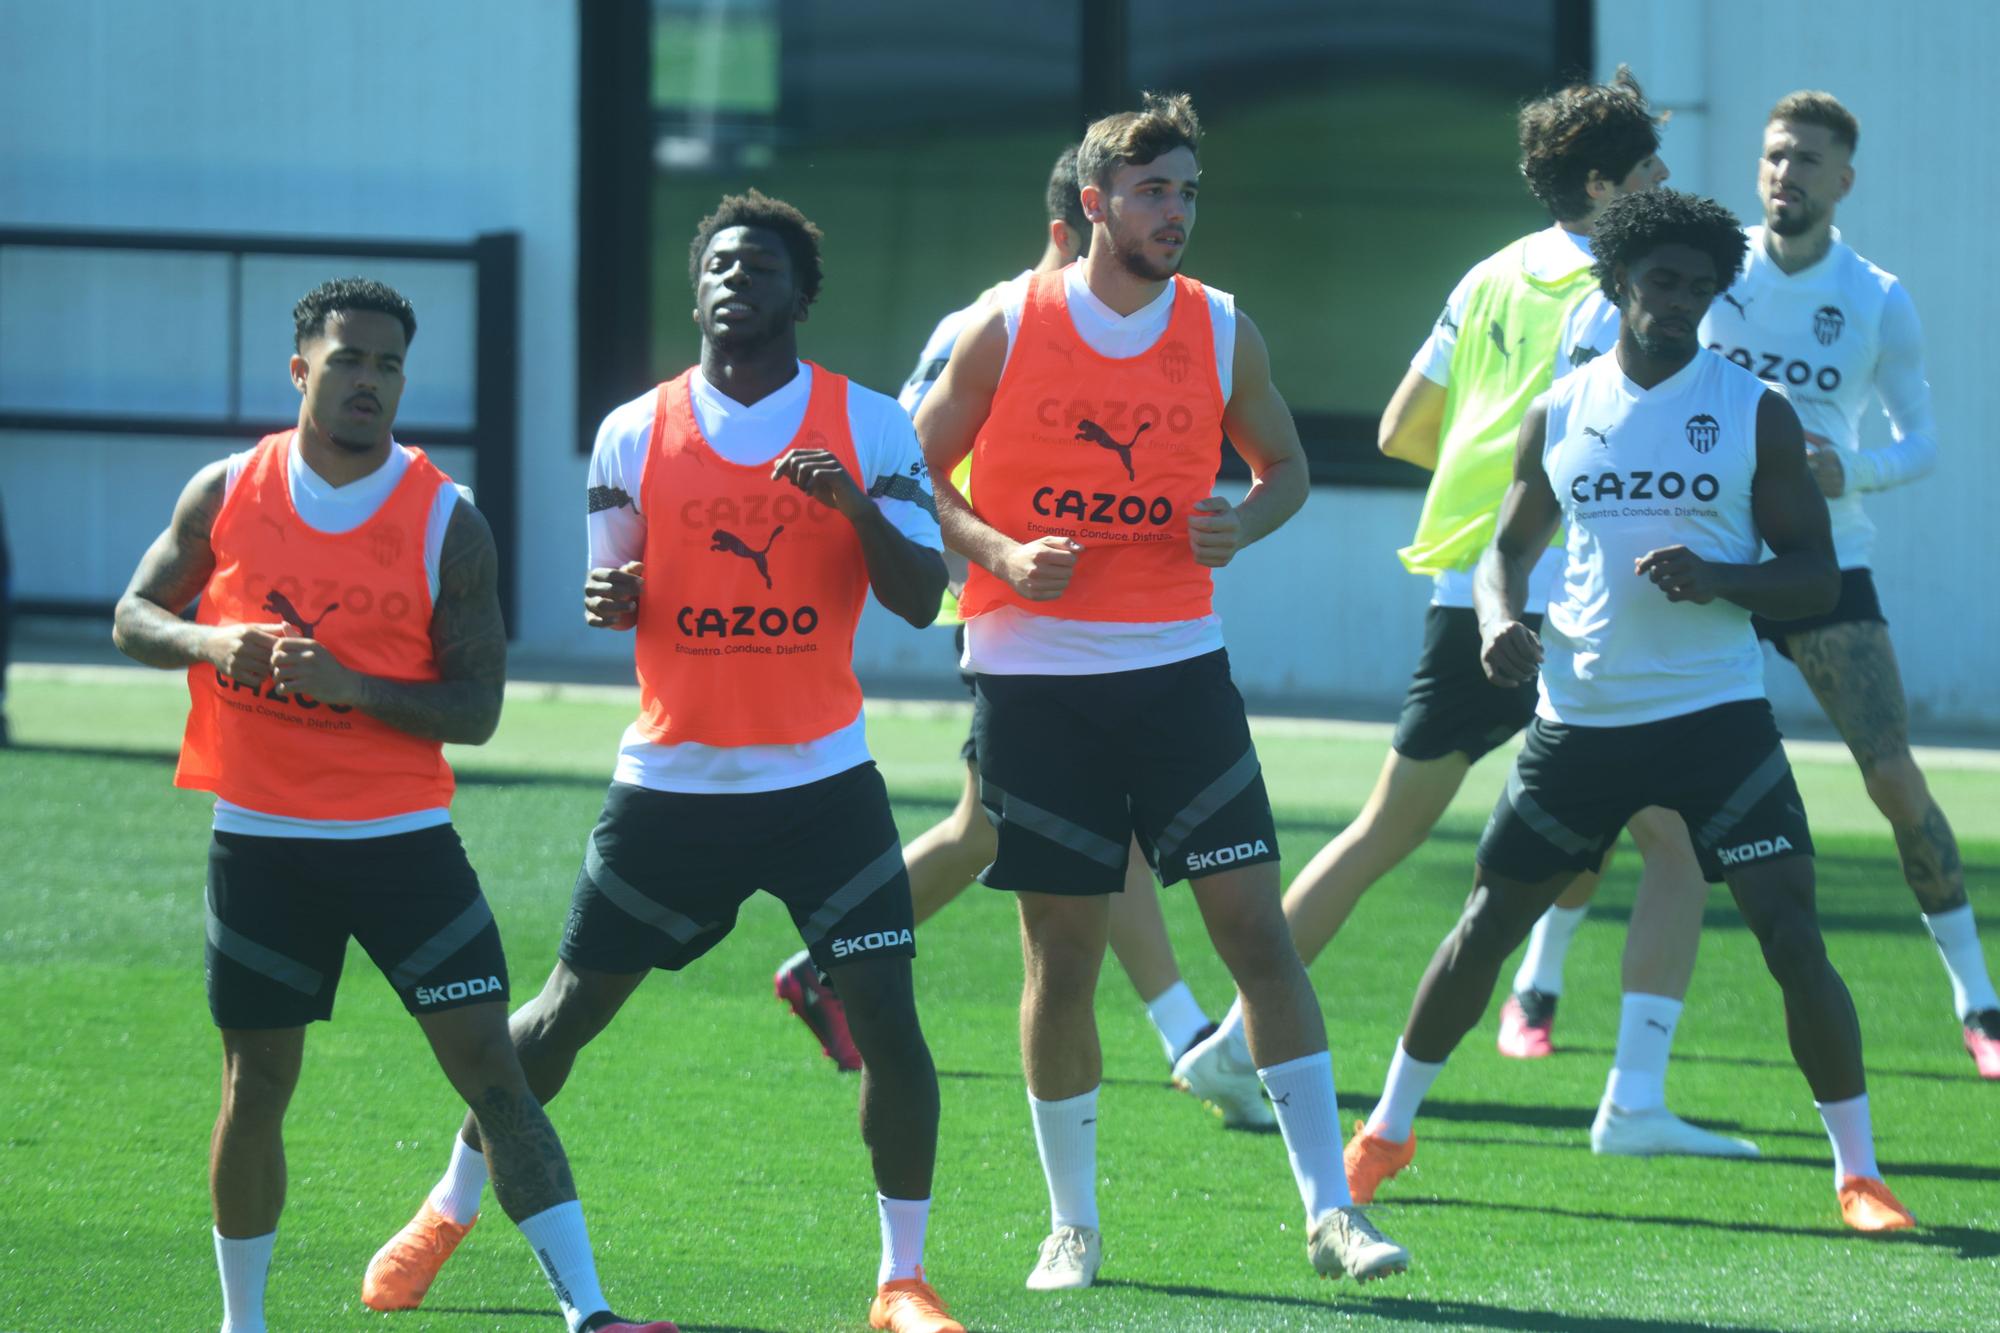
[{"xmin": 3, "ymin": 670, "xmax": 1997, "ymax": 1331}]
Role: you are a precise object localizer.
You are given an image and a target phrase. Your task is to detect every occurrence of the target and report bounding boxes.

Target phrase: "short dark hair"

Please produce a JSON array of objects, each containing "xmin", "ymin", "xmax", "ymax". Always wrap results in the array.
[
  {"xmin": 1046, "ymin": 144, "xmax": 1088, "ymax": 235},
  {"xmin": 293, "ymin": 277, "xmax": 416, "ymax": 351},
  {"xmin": 1519, "ymin": 66, "xmax": 1666, "ymax": 223},
  {"xmin": 1769, "ymin": 90, "xmax": 1859, "ymax": 155},
  {"xmin": 1077, "ymin": 91, "xmax": 1201, "ymax": 193},
  {"xmin": 1590, "ymin": 188, "xmax": 1749, "ymax": 303},
  {"xmin": 688, "ymin": 189, "xmax": 825, "ymax": 307}
]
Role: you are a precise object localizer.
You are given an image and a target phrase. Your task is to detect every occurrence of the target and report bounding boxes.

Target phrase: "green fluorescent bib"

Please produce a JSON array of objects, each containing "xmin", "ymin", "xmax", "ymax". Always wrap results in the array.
[{"xmin": 1399, "ymin": 236, "xmax": 1597, "ymax": 577}]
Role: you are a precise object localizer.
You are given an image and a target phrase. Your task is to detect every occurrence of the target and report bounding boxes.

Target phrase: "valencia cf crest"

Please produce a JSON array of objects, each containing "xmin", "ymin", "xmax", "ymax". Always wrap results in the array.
[
  {"xmin": 1686, "ymin": 414, "xmax": 1720, "ymax": 454},
  {"xmin": 1813, "ymin": 305, "xmax": 1845, "ymax": 345},
  {"xmin": 368, "ymin": 525, "xmax": 406, "ymax": 568},
  {"xmin": 1157, "ymin": 339, "xmax": 1192, "ymax": 385}
]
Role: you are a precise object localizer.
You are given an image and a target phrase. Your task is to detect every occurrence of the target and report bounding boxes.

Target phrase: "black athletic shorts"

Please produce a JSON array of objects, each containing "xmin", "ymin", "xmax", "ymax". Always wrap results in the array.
[
  {"xmin": 560, "ymin": 762, "xmax": 915, "ymax": 975},
  {"xmin": 1392, "ymin": 605, "xmax": 1544, "ymax": 763},
  {"xmin": 1752, "ymin": 568, "xmax": 1886, "ymax": 661},
  {"xmin": 954, "ymin": 624, "xmax": 979, "ymax": 763},
  {"xmin": 205, "ymin": 824, "xmax": 509, "ymax": 1029},
  {"xmin": 1476, "ymin": 698, "xmax": 1814, "ymax": 885},
  {"xmin": 972, "ymin": 649, "xmax": 1280, "ymax": 894}
]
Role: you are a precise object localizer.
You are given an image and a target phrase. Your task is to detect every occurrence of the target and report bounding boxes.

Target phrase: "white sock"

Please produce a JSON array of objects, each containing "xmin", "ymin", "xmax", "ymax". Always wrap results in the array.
[
  {"xmin": 1364, "ymin": 1041, "xmax": 1445, "ymax": 1144},
  {"xmin": 516, "ymin": 1201, "xmax": 609, "ymax": 1332},
  {"xmin": 428, "ymin": 1132, "xmax": 489, "ymax": 1225},
  {"xmin": 1028, "ymin": 1087, "xmax": 1100, "ymax": 1232},
  {"xmin": 1215, "ymin": 995, "xmax": 1248, "ymax": 1057},
  {"xmin": 1258, "ymin": 1051, "xmax": 1352, "ymax": 1221},
  {"xmin": 1816, "ymin": 1093, "xmax": 1879, "ymax": 1185},
  {"xmin": 1144, "ymin": 981, "xmax": 1212, "ymax": 1066},
  {"xmin": 1512, "ymin": 904, "xmax": 1588, "ymax": 996},
  {"xmin": 1921, "ymin": 905, "xmax": 2000, "ymax": 1019},
  {"xmin": 1603, "ymin": 993, "xmax": 1682, "ymax": 1112},
  {"xmin": 214, "ymin": 1229, "xmax": 274, "ymax": 1333},
  {"xmin": 877, "ymin": 1193, "xmax": 931, "ymax": 1285}
]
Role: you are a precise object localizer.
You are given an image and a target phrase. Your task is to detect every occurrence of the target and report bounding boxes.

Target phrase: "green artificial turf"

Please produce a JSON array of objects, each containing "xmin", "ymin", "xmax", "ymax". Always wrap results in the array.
[{"xmin": 3, "ymin": 672, "xmax": 1996, "ymax": 1331}]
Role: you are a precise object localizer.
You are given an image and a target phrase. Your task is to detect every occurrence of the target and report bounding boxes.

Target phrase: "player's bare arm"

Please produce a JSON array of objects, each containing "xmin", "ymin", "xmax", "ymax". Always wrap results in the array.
[
  {"xmin": 113, "ymin": 461, "xmax": 288, "ymax": 679},
  {"xmin": 1474, "ymin": 398, "xmax": 1558, "ymax": 687},
  {"xmin": 771, "ymin": 447, "xmax": 946, "ymax": 627},
  {"xmin": 1202, "ymin": 311, "xmax": 1308, "ymax": 568},
  {"xmin": 1635, "ymin": 391, "xmax": 1838, "ymax": 617},
  {"xmin": 269, "ymin": 500, "xmax": 507, "ymax": 744},
  {"xmin": 1378, "ymin": 366, "xmax": 1447, "ymax": 470},
  {"xmin": 917, "ymin": 304, "xmax": 1080, "ymax": 600}
]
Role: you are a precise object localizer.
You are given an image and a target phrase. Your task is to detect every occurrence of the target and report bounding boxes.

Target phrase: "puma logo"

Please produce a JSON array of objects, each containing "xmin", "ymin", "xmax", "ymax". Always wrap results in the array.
[
  {"xmin": 1489, "ymin": 319, "xmax": 1524, "ymax": 361},
  {"xmin": 262, "ymin": 590, "xmax": 339, "ymax": 640},
  {"xmin": 1721, "ymin": 293, "xmax": 1752, "ymax": 317},
  {"xmin": 1644, "ymin": 1019, "xmax": 1673, "ymax": 1034},
  {"xmin": 255, "ymin": 512, "xmax": 288, "ymax": 543},
  {"xmin": 1074, "ymin": 419, "xmax": 1150, "ymax": 480},
  {"xmin": 1268, "ymin": 1091, "xmax": 1291, "ymax": 1107},
  {"xmin": 1045, "ymin": 339, "xmax": 1077, "ymax": 367},
  {"xmin": 711, "ymin": 525, "xmax": 784, "ymax": 588},
  {"xmin": 1582, "ymin": 425, "xmax": 1611, "ymax": 447}
]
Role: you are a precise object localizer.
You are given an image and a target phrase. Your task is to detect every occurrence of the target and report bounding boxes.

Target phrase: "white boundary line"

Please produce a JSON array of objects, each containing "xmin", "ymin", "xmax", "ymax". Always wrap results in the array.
[{"xmin": 19, "ymin": 661, "xmax": 2000, "ymax": 772}]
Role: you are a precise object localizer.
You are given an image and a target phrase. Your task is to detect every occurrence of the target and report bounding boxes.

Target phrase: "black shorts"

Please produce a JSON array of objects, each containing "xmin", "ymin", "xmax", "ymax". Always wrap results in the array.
[
  {"xmin": 972, "ymin": 649, "xmax": 1280, "ymax": 893},
  {"xmin": 954, "ymin": 624, "xmax": 979, "ymax": 763},
  {"xmin": 1476, "ymin": 699, "xmax": 1814, "ymax": 885},
  {"xmin": 560, "ymin": 762, "xmax": 915, "ymax": 975},
  {"xmin": 1752, "ymin": 568, "xmax": 1885, "ymax": 661},
  {"xmin": 205, "ymin": 824, "xmax": 509, "ymax": 1029},
  {"xmin": 1392, "ymin": 606, "xmax": 1544, "ymax": 763}
]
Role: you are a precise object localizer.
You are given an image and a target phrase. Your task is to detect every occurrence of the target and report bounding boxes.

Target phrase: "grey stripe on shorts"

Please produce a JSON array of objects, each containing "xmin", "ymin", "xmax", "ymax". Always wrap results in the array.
[
  {"xmin": 1504, "ymin": 767, "xmax": 1594, "ymax": 858},
  {"xmin": 389, "ymin": 896, "xmax": 496, "ymax": 990},
  {"xmin": 1153, "ymin": 748, "xmax": 1261, "ymax": 866},
  {"xmin": 986, "ymin": 784, "xmax": 1126, "ymax": 868},
  {"xmin": 585, "ymin": 835, "xmax": 717, "ymax": 943},
  {"xmin": 205, "ymin": 893, "xmax": 324, "ymax": 997},
  {"xmin": 799, "ymin": 842, "xmax": 905, "ymax": 946},
  {"xmin": 1697, "ymin": 747, "xmax": 1790, "ymax": 850}
]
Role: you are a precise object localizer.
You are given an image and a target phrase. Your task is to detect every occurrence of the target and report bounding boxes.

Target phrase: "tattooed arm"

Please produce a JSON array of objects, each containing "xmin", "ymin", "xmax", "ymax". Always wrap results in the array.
[
  {"xmin": 268, "ymin": 500, "xmax": 507, "ymax": 744},
  {"xmin": 113, "ymin": 461, "xmax": 290, "ymax": 683}
]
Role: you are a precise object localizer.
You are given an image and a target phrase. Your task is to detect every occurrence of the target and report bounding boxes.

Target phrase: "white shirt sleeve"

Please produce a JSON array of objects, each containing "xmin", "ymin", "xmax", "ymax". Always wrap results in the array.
[
  {"xmin": 1553, "ymin": 290, "xmax": 1619, "ymax": 381},
  {"xmin": 587, "ymin": 393, "xmax": 653, "ymax": 577},
  {"xmin": 1411, "ymin": 269, "xmax": 1477, "ymax": 386},
  {"xmin": 1851, "ymin": 281, "xmax": 1939, "ymax": 492},
  {"xmin": 898, "ymin": 310, "xmax": 967, "ymax": 417},
  {"xmin": 855, "ymin": 392, "xmax": 943, "ymax": 549}
]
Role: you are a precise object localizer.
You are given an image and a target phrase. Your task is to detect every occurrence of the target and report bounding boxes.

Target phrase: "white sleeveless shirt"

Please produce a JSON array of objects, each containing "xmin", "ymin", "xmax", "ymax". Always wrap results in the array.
[{"xmin": 1539, "ymin": 348, "xmax": 1769, "ymax": 726}]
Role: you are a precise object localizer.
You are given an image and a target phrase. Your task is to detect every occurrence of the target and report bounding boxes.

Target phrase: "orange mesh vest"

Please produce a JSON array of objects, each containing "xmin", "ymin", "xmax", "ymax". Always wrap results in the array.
[
  {"xmin": 176, "ymin": 432, "xmax": 457, "ymax": 819},
  {"xmin": 958, "ymin": 269, "xmax": 1225, "ymax": 622},
  {"xmin": 632, "ymin": 365, "xmax": 869, "ymax": 745}
]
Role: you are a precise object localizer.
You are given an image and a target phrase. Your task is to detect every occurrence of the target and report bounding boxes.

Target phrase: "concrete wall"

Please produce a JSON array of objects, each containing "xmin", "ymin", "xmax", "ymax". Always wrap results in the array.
[
  {"xmin": 0, "ymin": 0, "xmax": 583, "ymax": 647},
  {"xmin": 1598, "ymin": 0, "xmax": 1997, "ymax": 728}
]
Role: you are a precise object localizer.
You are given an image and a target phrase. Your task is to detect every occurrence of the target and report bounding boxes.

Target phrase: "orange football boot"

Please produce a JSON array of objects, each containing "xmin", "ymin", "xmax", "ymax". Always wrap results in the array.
[
  {"xmin": 870, "ymin": 1267, "xmax": 965, "ymax": 1333},
  {"xmin": 362, "ymin": 1202, "xmax": 475, "ymax": 1311},
  {"xmin": 1838, "ymin": 1176, "xmax": 1915, "ymax": 1232},
  {"xmin": 1344, "ymin": 1119, "xmax": 1416, "ymax": 1205}
]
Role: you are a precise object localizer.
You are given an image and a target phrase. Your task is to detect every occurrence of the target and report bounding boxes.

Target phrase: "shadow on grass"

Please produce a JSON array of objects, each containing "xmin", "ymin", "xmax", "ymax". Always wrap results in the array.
[
  {"xmin": 426, "ymin": 1314, "xmax": 784, "ymax": 1333},
  {"xmin": 1561, "ymin": 1042, "xmax": 1981, "ymax": 1085},
  {"xmin": 936, "ymin": 1067, "xmax": 1170, "ymax": 1092},
  {"xmin": 1385, "ymin": 1195, "xmax": 2000, "ymax": 1259}
]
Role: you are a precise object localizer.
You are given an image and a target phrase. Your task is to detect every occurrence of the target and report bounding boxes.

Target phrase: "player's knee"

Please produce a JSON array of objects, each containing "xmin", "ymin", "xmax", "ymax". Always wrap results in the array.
[
  {"xmin": 528, "ymin": 972, "xmax": 624, "ymax": 1052},
  {"xmin": 1755, "ymin": 911, "xmax": 1829, "ymax": 992},
  {"xmin": 1860, "ymin": 753, "xmax": 1928, "ymax": 826},
  {"xmin": 1448, "ymin": 885, "xmax": 1528, "ymax": 969},
  {"xmin": 220, "ymin": 1056, "xmax": 298, "ymax": 1121}
]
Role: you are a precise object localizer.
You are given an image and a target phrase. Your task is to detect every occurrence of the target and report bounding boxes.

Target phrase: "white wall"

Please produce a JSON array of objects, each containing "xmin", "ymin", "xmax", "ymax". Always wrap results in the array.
[
  {"xmin": 1598, "ymin": 1, "xmax": 1998, "ymax": 728},
  {"xmin": 0, "ymin": 0, "xmax": 583, "ymax": 647}
]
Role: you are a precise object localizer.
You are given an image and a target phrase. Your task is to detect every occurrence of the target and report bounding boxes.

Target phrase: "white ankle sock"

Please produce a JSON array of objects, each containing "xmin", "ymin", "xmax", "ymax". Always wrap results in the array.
[
  {"xmin": 1215, "ymin": 996, "xmax": 1250, "ymax": 1062},
  {"xmin": 1258, "ymin": 1050, "xmax": 1351, "ymax": 1220},
  {"xmin": 1603, "ymin": 993, "xmax": 1681, "ymax": 1111},
  {"xmin": 1816, "ymin": 1093, "xmax": 1879, "ymax": 1185},
  {"xmin": 1513, "ymin": 904, "xmax": 1588, "ymax": 996},
  {"xmin": 516, "ymin": 1201, "xmax": 609, "ymax": 1332},
  {"xmin": 214, "ymin": 1228, "xmax": 274, "ymax": 1333},
  {"xmin": 1144, "ymin": 981, "xmax": 1212, "ymax": 1065},
  {"xmin": 1921, "ymin": 905, "xmax": 2000, "ymax": 1019},
  {"xmin": 1364, "ymin": 1041, "xmax": 1445, "ymax": 1144},
  {"xmin": 877, "ymin": 1193, "xmax": 932, "ymax": 1284},
  {"xmin": 428, "ymin": 1132, "xmax": 488, "ymax": 1225},
  {"xmin": 1028, "ymin": 1087, "xmax": 1100, "ymax": 1232}
]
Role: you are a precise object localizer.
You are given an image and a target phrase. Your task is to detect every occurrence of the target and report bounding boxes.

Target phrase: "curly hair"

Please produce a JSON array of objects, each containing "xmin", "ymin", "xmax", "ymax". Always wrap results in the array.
[
  {"xmin": 1077, "ymin": 91, "xmax": 1201, "ymax": 193},
  {"xmin": 1518, "ymin": 66, "xmax": 1666, "ymax": 222},
  {"xmin": 687, "ymin": 189, "xmax": 825, "ymax": 307},
  {"xmin": 293, "ymin": 277, "xmax": 416, "ymax": 351},
  {"xmin": 1589, "ymin": 189, "xmax": 1749, "ymax": 303}
]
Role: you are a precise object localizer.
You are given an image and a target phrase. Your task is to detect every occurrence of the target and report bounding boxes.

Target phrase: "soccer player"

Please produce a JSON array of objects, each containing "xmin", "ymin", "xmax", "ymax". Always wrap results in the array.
[
  {"xmin": 1343, "ymin": 189, "xmax": 1915, "ymax": 1233},
  {"xmin": 367, "ymin": 194, "xmax": 965, "ymax": 1333},
  {"xmin": 111, "ymin": 279, "xmax": 674, "ymax": 1333},
  {"xmin": 1176, "ymin": 69, "xmax": 1751, "ymax": 1158},
  {"xmin": 919, "ymin": 91, "xmax": 1408, "ymax": 1288},
  {"xmin": 776, "ymin": 143, "xmax": 1246, "ymax": 1123}
]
